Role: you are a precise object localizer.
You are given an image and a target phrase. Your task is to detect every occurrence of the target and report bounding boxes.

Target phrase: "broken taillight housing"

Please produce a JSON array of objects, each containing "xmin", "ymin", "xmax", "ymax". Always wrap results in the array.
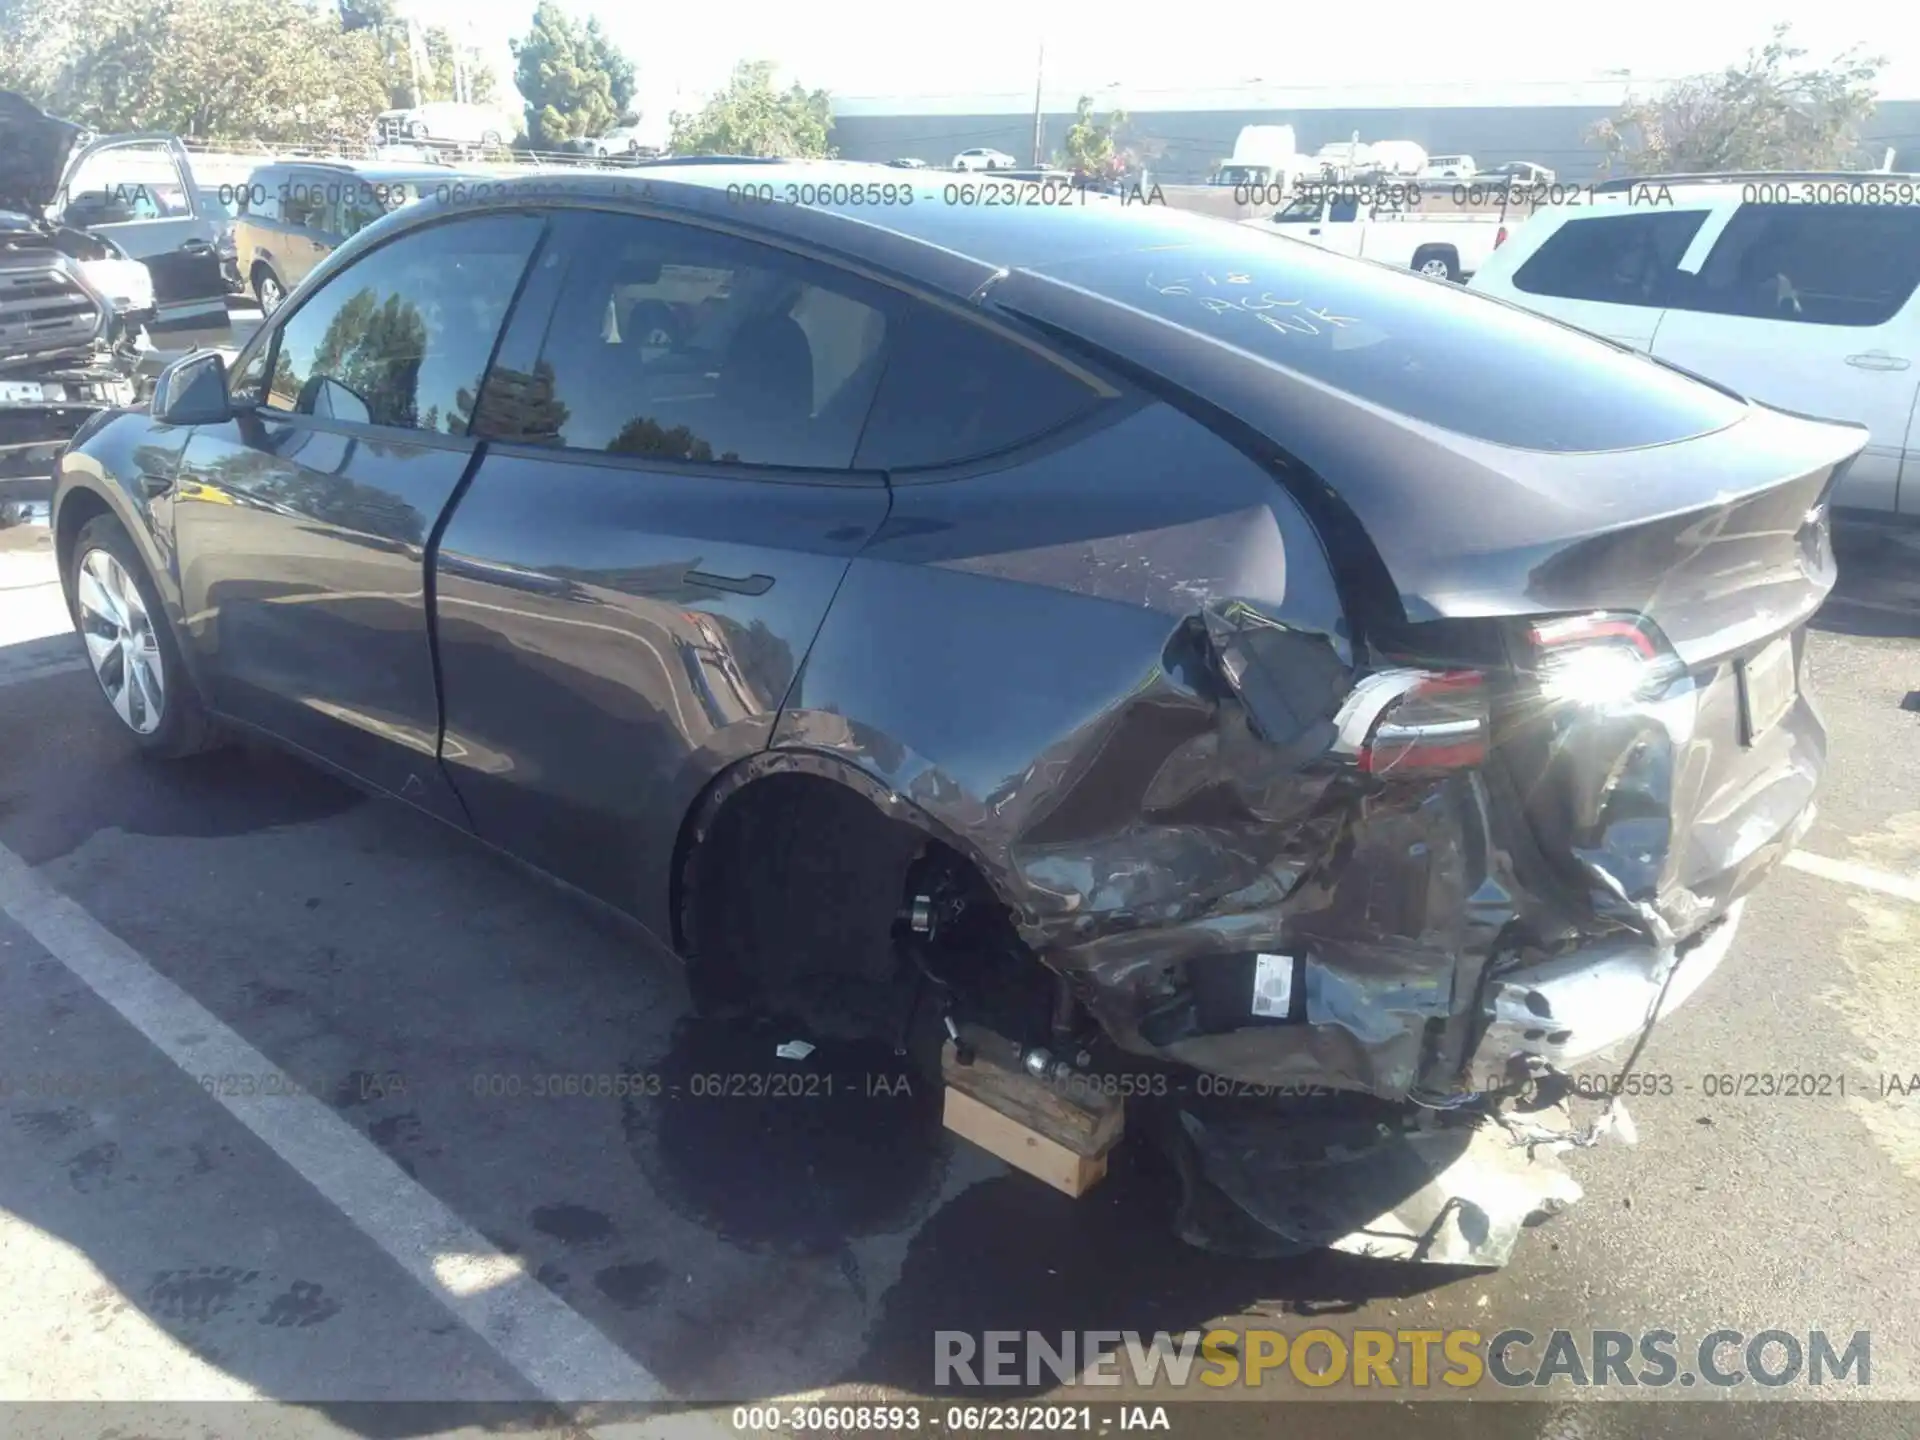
[
  {"xmin": 1336, "ymin": 669, "xmax": 1491, "ymax": 775},
  {"xmin": 1527, "ymin": 611, "xmax": 1683, "ymax": 707}
]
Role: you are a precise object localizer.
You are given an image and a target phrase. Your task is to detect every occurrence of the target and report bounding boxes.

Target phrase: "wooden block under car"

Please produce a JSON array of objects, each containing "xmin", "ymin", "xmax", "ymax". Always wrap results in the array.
[{"xmin": 941, "ymin": 1034, "xmax": 1125, "ymax": 1198}]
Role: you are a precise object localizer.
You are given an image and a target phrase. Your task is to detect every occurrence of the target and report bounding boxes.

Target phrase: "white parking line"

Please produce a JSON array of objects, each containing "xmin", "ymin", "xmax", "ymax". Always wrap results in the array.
[
  {"xmin": 1785, "ymin": 849, "xmax": 1920, "ymax": 904},
  {"xmin": 0, "ymin": 839, "xmax": 672, "ymax": 1409}
]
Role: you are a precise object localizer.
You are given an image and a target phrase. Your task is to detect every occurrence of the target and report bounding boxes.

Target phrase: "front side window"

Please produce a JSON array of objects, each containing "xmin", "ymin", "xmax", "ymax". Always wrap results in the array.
[
  {"xmin": 1668, "ymin": 203, "xmax": 1920, "ymax": 327},
  {"xmin": 1512, "ymin": 210, "xmax": 1709, "ymax": 308},
  {"xmin": 473, "ymin": 211, "xmax": 888, "ymax": 469},
  {"xmin": 264, "ymin": 213, "xmax": 542, "ymax": 433}
]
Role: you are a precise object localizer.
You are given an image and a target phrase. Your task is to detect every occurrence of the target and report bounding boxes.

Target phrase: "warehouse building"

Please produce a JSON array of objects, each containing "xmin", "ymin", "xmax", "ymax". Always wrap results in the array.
[{"xmin": 828, "ymin": 81, "xmax": 1920, "ymax": 181}]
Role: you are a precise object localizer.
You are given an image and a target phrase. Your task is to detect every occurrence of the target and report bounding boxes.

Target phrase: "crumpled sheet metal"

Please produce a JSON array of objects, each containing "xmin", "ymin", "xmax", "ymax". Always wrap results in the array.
[
  {"xmin": 1170, "ymin": 1100, "xmax": 1593, "ymax": 1267},
  {"xmin": 1538, "ymin": 662, "xmax": 1823, "ymax": 952}
]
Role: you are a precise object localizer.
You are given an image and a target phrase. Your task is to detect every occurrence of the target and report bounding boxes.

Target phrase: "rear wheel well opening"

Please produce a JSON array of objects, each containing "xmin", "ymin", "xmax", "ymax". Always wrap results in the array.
[{"xmin": 674, "ymin": 767, "xmax": 1054, "ymax": 1048}]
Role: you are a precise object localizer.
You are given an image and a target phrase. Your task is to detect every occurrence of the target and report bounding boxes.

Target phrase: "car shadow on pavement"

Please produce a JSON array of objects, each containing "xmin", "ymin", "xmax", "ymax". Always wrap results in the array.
[{"xmin": 1819, "ymin": 520, "xmax": 1920, "ymax": 641}]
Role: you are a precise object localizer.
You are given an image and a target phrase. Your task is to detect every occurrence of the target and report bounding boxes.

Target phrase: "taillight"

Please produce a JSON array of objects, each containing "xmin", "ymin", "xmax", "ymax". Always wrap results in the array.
[
  {"xmin": 1335, "ymin": 669, "xmax": 1490, "ymax": 775},
  {"xmin": 1527, "ymin": 611, "xmax": 1681, "ymax": 705},
  {"xmin": 1494, "ymin": 225, "xmax": 1508, "ymax": 248}
]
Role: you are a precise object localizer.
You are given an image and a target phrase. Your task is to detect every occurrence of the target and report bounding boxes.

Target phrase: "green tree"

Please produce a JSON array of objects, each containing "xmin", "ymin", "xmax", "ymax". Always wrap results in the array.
[
  {"xmin": 510, "ymin": 0, "xmax": 631, "ymax": 146},
  {"xmin": 3, "ymin": 0, "xmax": 388, "ymax": 145},
  {"xmin": 1591, "ymin": 24, "xmax": 1885, "ymax": 174},
  {"xmin": 668, "ymin": 61, "xmax": 831, "ymax": 158},
  {"xmin": 308, "ymin": 287, "xmax": 428, "ymax": 429},
  {"xmin": 1057, "ymin": 94, "xmax": 1131, "ymax": 182}
]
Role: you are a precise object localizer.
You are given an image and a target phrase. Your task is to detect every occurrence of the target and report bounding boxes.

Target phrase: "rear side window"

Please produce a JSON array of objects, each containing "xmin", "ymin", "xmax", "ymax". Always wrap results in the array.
[
  {"xmin": 853, "ymin": 303, "xmax": 1107, "ymax": 471},
  {"xmin": 1037, "ymin": 233, "xmax": 1748, "ymax": 452},
  {"xmin": 474, "ymin": 210, "xmax": 889, "ymax": 469},
  {"xmin": 280, "ymin": 171, "xmax": 328, "ymax": 230},
  {"xmin": 265, "ymin": 213, "xmax": 541, "ymax": 431},
  {"xmin": 1667, "ymin": 203, "xmax": 1920, "ymax": 327},
  {"xmin": 1512, "ymin": 210, "xmax": 1709, "ymax": 308}
]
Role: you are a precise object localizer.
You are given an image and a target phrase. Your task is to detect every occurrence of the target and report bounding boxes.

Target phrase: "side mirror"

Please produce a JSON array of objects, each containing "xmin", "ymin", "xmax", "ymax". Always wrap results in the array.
[{"xmin": 151, "ymin": 349, "xmax": 233, "ymax": 427}]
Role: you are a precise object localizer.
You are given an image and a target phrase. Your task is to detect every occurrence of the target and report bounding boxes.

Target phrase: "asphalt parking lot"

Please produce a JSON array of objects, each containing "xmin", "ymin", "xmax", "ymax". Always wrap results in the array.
[{"xmin": 2, "ymin": 506, "xmax": 1919, "ymax": 1439}]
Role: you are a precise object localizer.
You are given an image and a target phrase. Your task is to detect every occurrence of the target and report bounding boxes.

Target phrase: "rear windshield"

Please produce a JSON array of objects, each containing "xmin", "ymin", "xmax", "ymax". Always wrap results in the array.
[{"xmin": 1033, "ymin": 234, "xmax": 1748, "ymax": 452}]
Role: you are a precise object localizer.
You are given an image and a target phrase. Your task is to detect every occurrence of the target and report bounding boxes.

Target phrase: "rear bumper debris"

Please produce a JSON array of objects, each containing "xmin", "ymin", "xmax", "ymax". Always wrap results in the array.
[
  {"xmin": 1164, "ymin": 1095, "xmax": 1598, "ymax": 1267},
  {"xmin": 1464, "ymin": 900, "xmax": 1745, "ymax": 1091}
]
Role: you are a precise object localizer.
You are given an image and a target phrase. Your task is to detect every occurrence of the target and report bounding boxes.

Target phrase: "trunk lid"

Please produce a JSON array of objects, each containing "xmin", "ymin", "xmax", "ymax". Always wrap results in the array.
[{"xmin": 986, "ymin": 234, "xmax": 1866, "ymax": 946}]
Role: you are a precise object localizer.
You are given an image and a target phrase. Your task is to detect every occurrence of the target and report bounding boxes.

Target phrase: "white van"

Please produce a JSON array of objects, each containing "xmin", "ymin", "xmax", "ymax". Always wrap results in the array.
[{"xmin": 1469, "ymin": 175, "xmax": 1920, "ymax": 514}]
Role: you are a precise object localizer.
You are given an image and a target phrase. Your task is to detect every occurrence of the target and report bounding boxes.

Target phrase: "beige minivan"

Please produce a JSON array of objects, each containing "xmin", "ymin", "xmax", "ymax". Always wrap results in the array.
[{"xmin": 232, "ymin": 159, "xmax": 464, "ymax": 314}]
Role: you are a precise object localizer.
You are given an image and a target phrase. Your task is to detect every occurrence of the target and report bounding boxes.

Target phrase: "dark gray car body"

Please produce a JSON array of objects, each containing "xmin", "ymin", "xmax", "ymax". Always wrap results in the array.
[{"xmin": 52, "ymin": 165, "xmax": 1864, "ymax": 1260}]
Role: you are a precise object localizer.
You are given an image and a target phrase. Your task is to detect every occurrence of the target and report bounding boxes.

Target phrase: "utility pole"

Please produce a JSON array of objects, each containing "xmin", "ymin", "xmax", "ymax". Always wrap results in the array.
[{"xmin": 1031, "ymin": 43, "xmax": 1045, "ymax": 166}]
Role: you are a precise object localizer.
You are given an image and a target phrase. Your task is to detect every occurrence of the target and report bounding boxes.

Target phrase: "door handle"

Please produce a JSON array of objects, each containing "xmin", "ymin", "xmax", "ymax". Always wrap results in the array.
[
  {"xmin": 177, "ymin": 239, "xmax": 214, "ymax": 254},
  {"xmin": 1308, "ymin": 227, "xmax": 1322, "ymax": 236},
  {"xmin": 1846, "ymin": 351, "xmax": 1911, "ymax": 371},
  {"xmin": 684, "ymin": 568, "xmax": 773, "ymax": 596}
]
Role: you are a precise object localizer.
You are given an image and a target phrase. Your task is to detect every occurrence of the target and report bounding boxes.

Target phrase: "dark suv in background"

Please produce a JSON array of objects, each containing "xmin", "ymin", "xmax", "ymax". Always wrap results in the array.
[{"xmin": 232, "ymin": 159, "xmax": 466, "ymax": 314}]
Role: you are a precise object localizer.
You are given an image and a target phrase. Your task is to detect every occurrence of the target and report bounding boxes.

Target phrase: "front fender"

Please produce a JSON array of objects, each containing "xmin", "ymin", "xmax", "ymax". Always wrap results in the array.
[{"xmin": 53, "ymin": 411, "xmax": 196, "ymax": 638}]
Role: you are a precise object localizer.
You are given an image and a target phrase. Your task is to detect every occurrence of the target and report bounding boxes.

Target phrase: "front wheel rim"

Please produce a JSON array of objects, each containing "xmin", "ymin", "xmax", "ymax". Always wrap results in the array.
[
  {"xmin": 260, "ymin": 277, "xmax": 282, "ymax": 312},
  {"xmin": 1421, "ymin": 259, "xmax": 1450, "ymax": 277},
  {"xmin": 77, "ymin": 548, "xmax": 165, "ymax": 736}
]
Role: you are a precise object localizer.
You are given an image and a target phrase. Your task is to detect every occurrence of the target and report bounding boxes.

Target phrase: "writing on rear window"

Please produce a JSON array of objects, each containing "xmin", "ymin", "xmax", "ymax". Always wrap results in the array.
[{"xmin": 1147, "ymin": 273, "xmax": 1360, "ymax": 337}]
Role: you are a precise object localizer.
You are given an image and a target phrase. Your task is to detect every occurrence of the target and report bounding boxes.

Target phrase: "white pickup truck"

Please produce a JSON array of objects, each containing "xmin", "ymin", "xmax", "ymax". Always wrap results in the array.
[{"xmin": 1241, "ymin": 184, "xmax": 1508, "ymax": 282}]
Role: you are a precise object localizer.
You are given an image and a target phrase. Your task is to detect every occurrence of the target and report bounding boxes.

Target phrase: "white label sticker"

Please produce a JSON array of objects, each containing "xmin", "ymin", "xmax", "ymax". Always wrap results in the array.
[{"xmin": 1251, "ymin": 953, "xmax": 1295, "ymax": 1018}]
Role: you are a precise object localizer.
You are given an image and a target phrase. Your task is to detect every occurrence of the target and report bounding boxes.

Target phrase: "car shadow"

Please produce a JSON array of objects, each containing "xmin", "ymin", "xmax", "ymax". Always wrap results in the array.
[{"xmin": 1817, "ymin": 518, "xmax": 1920, "ymax": 640}]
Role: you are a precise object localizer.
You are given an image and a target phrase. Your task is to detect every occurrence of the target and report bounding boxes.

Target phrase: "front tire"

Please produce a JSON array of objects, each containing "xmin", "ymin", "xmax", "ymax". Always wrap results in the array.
[
  {"xmin": 70, "ymin": 515, "xmax": 221, "ymax": 758},
  {"xmin": 255, "ymin": 268, "xmax": 285, "ymax": 315}
]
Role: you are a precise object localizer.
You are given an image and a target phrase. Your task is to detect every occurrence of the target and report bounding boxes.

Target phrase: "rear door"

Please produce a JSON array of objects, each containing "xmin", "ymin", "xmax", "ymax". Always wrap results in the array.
[
  {"xmin": 1495, "ymin": 202, "xmax": 1716, "ymax": 348},
  {"xmin": 1650, "ymin": 202, "xmax": 1920, "ymax": 514},
  {"xmin": 433, "ymin": 207, "xmax": 894, "ymax": 927},
  {"xmin": 57, "ymin": 135, "xmax": 230, "ymax": 346},
  {"xmin": 168, "ymin": 208, "xmax": 545, "ymax": 817}
]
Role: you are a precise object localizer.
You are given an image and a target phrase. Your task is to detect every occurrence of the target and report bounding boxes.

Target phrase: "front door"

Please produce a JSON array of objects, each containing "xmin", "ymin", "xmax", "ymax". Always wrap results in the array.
[
  {"xmin": 1651, "ymin": 202, "xmax": 1920, "ymax": 514},
  {"xmin": 58, "ymin": 135, "xmax": 231, "ymax": 347},
  {"xmin": 167, "ymin": 208, "xmax": 545, "ymax": 817},
  {"xmin": 430, "ymin": 207, "xmax": 895, "ymax": 930}
]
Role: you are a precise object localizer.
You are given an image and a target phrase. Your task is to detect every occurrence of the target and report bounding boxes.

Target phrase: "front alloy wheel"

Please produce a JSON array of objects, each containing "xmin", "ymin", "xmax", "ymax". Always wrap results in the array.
[
  {"xmin": 257, "ymin": 272, "xmax": 284, "ymax": 315},
  {"xmin": 77, "ymin": 547, "xmax": 165, "ymax": 735}
]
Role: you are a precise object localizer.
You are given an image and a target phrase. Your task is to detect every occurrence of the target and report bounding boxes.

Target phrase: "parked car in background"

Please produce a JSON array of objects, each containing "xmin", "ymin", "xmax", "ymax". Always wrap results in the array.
[
  {"xmin": 1244, "ymin": 186, "xmax": 1504, "ymax": 280},
  {"xmin": 369, "ymin": 143, "xmax": 455, "ymax": 165},
  {"xmin": 232, "ymin": 159, "xmax": 472, "ymax": 314},
  {"xmin": 0, "ymin": 90, "xmax": 230, "ymax": 486},
  {"xmin": 1469, "ymin": 174, "xmax": 1920, "ymax": 514},
  {"xmin": 376, "ymin": 102, "xmax": 515, "ymax": 149},
  {"xmin": 593, "ymin": 125, "xmax": 648, "ymax": 156},
  {"xmin": 1484, "ymin": 160, "xmax": 1557, "ymax": 184},
  {"xmin": 1421, "ymin": 154, "xmax": 1477, "ymax": 179},
  {"xmin": 52, "ymin": 162, "xmax": 1862, "ymax": 1265},
  {"xmin": 888, "ymin": 157, "xmax": 929, "ymax": 169},
  {"xmin": 952, "ymin": 147, "xmax": 1016, "ymax": 171},
  {"xmin": 187, "ymin": 152, "xmax": 273, "ymax": 293}
]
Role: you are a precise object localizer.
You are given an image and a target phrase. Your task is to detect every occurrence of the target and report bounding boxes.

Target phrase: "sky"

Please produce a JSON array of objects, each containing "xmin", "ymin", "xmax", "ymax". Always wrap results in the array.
[{"xmin": 404, "ymin": 0, "xmax": 1920, "ymax": 123}]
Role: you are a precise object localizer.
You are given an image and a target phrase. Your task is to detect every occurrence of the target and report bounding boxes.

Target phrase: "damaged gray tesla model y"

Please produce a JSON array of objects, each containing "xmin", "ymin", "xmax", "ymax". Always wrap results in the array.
[{"xmin": 51, "ymin": 166, "xmax": 1863, "ymax": 1266}]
